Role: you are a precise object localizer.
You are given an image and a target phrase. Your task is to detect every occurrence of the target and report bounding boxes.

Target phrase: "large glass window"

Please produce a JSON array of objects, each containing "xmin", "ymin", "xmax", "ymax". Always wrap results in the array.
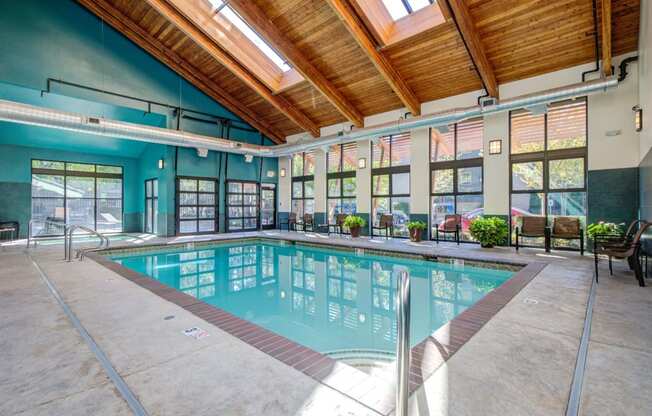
[
  {"xmin": 327, "ymin": 143, "xmax": 357, "ymax": 222},
  {"xmin": 177, "ymin": 177, "xmax": 218, "ymax": 234},
  {"xmin": 430, "ymin": 118, "xmax": 484, "ymax": 241},
  {"xmin": 371, "ymin": 133, "xmax": 410, "ymax": 237},
  {"xmin": 31, "ymin": 160, "xmax": 123, "ymax": 235},
  {"xmin": 145, "ymin": 179, "xmax": 158, "ymax": 234},
  {"xmin": 226, "ymin": 181, "xmax": 259, "ymax": 232},
  {"xmin": 509, "ymin": 98, "xmax": 587, "ymax": 247},
  {"xmin": 291, "ymin": 152, "xmax": 315, "ymax": 218}
]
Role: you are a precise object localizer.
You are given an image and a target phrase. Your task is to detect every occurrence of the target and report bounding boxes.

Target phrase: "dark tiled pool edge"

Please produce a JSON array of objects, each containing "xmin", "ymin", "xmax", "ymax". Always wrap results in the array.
[{"xmin": 87, "ymin": 246, "xmax": 546, "ymax": 415}]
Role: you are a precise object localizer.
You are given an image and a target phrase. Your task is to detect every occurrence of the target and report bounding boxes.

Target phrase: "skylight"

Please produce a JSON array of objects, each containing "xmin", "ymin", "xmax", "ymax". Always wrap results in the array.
[
  {"xmin": 381, "ymin": 0, "xmax": 436, "ymax": 21},
  {"xmin": 208, "ymin": 0, "xmax": 291, "ymax": 72}
]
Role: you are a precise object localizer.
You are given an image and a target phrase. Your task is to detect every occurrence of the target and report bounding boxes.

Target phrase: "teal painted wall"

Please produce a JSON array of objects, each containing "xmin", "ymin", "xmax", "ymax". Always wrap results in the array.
[
  {"xmin": 0, "ymin": 0, "xmax": 279, "ymax": 237},
  {"xmin": 588, "ymin": 168, "xmax": 639, "ymax": 226}
]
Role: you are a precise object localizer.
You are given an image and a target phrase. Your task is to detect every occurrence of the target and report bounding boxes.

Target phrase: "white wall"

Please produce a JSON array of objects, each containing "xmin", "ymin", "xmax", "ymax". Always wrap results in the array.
[{"xmin": 279, "ymin": 54, "xmax": 641, "ymax": 220}]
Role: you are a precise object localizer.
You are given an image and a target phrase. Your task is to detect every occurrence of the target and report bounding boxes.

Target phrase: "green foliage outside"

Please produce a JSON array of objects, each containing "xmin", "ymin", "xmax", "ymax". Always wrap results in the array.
[
  {"xmin": 586, "ymin": 221, "xmax": 622, "ymax": 239},
  {"xmin": 343, "ymin": 215, "xmax": 366, "ymax": 229},
  {"xmin": 469, "ymin": 216, "xmax": 509, "ymax": 247}
]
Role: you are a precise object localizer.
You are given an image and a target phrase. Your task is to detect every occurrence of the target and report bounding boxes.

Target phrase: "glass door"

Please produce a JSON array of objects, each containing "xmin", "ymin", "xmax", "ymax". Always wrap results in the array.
[
  {"xmin": 226, "ymin": 181, "xmax": 260, "ymax": 232},
  {"xmin": 145, "ymin": 179, "xmax": 158, "ymax": 234},
  {"xmin": 261, "ymin": 183, "xmax": 276, "ymax": 229}
]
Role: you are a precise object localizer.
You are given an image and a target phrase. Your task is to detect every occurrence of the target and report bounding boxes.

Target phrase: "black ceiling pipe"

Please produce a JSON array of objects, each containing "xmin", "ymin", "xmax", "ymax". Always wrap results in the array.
[{"xmin": 618, "ymin": 56, "xmax": 639, "ymax": 82}]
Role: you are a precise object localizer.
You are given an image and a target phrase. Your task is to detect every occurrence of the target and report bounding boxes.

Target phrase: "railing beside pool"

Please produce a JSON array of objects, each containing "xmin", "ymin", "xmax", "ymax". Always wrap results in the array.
[{"xmin": 396, "ymin": 269, "xmax": 411, "ymax": 416}]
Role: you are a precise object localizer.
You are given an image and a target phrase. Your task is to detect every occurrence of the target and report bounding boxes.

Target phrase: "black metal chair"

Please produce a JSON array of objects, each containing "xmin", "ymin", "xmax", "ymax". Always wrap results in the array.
[
  {"xmin": 436, "ymin": 214, "xmax": 461, "ymax": 245},
  {"xmin": 372, "ymin": 214, "xmax": 394, "ymax": 238},
  {"xmin": 280, "ymin": 212, "xmax": 297, "ymax": 231},
  {"xmin": 324, "ymin": 213, "xmax": 347, "ymax": 235},
  {"xmin": 550, "ymin": 216, "xmax": 584, "ymax": 255},
  {"xmin": 594, "ymin": 221, "xmax": 651, "ymax": 286},
  {"xmin": 0, "ymin": 221, "xmax": 19, "ymax": 241},
  {"xmin": 515, "ymin": 216, "xmax": 550, "ymax": 252},
  {"xmin": 295, "ymin": 213, "xmax": 314, "ymax": 232}
]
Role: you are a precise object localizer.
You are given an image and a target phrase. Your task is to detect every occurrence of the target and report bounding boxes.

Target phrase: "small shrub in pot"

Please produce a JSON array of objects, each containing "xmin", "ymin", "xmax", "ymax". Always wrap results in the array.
[
  {"xmin": 343, "ymin": 215, "xmax": 366, "ymax": 238},
  {"xmin": 469, "ymin": 216, "xmax": 508, "ymax": 248},
  {"xmin": 407, "ymin": 220, "xmax": 427, "ymax": 242}
]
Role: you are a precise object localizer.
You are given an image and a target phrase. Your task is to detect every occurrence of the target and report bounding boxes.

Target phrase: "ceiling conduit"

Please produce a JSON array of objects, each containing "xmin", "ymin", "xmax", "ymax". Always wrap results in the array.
[{"xmin": 0, "ymin": 77, "xmax": 617, "ymax": 158}]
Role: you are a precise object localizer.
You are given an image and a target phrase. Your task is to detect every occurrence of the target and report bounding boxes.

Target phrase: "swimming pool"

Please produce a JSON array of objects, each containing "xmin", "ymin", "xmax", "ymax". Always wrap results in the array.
[{"xmin": 108, "ymin": 239, "xmax": 515, "ymax": 360}]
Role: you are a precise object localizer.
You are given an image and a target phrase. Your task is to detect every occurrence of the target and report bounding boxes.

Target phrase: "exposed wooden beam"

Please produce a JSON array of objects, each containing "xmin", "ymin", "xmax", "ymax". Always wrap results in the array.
[
  {"xmin": 326, "ymin": 0, "xmax": 421, "ymax": 116},
  {"xmin": 75, "ymin": 0, "xmax": 286, "ymax": 143},
  {"xmin": 145, "ymin": 0, "xmax": 320, "ymax": 137},
  {"xmin": 446, "ymin": 0, "xmax": 499, "ymax": 98},
  {"xmin": 601, "ymin": 0, "xmax": 613, "ymax": 76},
  {"xmin": 228, "ymin": 0, "xmax": 364, "ymax": 128}
]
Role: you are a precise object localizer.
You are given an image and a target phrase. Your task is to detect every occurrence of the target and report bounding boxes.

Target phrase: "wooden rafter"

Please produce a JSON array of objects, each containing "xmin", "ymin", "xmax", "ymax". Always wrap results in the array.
[
  {"xmin": 228, "ymin": 0, "xmax": 364, "ymax": 128},
  {"xmin": 446, "ymin": 0, "xmax": 499, "ymax": 98},
  {"xmin": 326, "ymin": 0, "xmax": 421, "ymax": 116},
  {"xmin": 601, "ymin": 0, "xmax": 613, "ymax": 76},
  {"xmin": 75, "ymin": 0, "xmax": 286, "ymax": 144},
  {"xmin": 145, "ymin": 0, "xmax": 321, "ymax": 138}
]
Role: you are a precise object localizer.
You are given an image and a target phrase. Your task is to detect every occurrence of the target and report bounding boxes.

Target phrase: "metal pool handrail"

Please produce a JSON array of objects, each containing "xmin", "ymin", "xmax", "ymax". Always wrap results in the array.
[
  {"xmin": 27, "ymin": 219, "xmax": 68, "ymax": 248},
  {"xmin": 396, "ymin": 270, "xmax": 411, "ymax": 416},
  {"xmin": 65, "ymin": 225, "xmax": 110, "ymax": 262}
]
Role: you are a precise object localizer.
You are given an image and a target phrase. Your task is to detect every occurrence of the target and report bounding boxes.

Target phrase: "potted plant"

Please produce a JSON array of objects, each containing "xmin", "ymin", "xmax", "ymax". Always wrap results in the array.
[
  {"xmin": 343, "ymin": 215, "xmax": 366, "ymax": 238},
  {"xmin": 407, "ymin": 220, "xmax": 427, "ymax": 242},
  {"xmin": 469, "ymin": 216, "xmax": 508, "ymax": 248}
]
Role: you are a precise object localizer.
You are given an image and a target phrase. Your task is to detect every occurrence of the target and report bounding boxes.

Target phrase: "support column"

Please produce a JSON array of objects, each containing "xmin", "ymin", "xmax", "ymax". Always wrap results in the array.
[
  {"xmin": 356, "ymin": 140, "xmax": 371, "ymax": 235},
  {"xmin": 410, "ymin": 128, "xmax": 431, "ymax": 239},
  {"xmin": 278, "ymin": 156, "xmax": 292, "ymax": 227},
  {"xmin": 483, "ymin": 113, "xmax": 510, "ymax": 220},
  {"xmin": 313, "ymin": 149, "xmax": 327, "ymax": 226}
]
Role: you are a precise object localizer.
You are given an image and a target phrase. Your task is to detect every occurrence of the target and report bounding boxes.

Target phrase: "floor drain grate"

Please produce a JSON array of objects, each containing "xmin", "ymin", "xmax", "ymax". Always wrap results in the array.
[
  {"xmin": 164, "ymin": 315, "xmax": 175, "ymax": 320},
  {"xmin": 523, "ymin": 298, "xmax": 539, "ymax": 305}
]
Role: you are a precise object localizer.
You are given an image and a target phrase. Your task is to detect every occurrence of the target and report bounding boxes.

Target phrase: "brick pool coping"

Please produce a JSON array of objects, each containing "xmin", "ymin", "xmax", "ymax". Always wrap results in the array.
[{"xmin": 87, "ymin": 238, "xmax": 546, "ymax": 415}]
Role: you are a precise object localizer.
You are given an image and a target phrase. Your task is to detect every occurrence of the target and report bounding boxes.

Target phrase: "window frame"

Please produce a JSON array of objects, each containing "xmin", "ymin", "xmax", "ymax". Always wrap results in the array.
[
  {"xmin": 371, "ymin": 134, "xmax": 411, "ymax": 238},
  {"xmin": 144, "ymin": 178, "xmax": 159, "ymax": 234},
  {"xmin": 327, "ymin": 143, "xmax": 357, "ymax": 222},
  {"xmin": 175, "ymin": 176, "xmax": 219, "ymax": 235},
  {"xmin": 30, "ymin": 159, "xmax": 124, "ymax": 235},
  {"xmin": 508, "ymin": 97, "xmax": 588, "ymax": 248},
  {"xmin": 225, "ymin": 180, "xmax": 260, "ymax": 232},
  {"xmin": 291, "ymin": 152, "xmax": 315, "ymax": 218},
  {"xmin": 429, "ymin": 119, "xmax": 484, "ymax": 242}
]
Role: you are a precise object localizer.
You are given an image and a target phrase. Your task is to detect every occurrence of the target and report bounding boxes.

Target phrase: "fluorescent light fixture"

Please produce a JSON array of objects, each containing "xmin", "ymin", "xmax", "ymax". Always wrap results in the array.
[
  {"xmin": 358, "ymin": 157, "xmax": 367, "ymax": 169},
  {"xmin": 489, "ymin": 139, "xmax": 502, "ymax": 155},
  {"xmin": 158, "ymin": 159, "xmax": 165, "ymax": 169}
]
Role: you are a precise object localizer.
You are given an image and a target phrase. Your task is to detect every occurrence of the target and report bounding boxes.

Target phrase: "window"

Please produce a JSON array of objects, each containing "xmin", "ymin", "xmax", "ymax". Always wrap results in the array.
[
  {"xmin": 509, "ymin": 98, "xmax": 587, "ymax": 248},
  {"xmin": 177, "ymin": 177, "xmax": 218, "ymax": 234},
  {"xmin": 382, "ymin": 0, "xmax": 435, "ymax": 20},
  {"xmin": 226, "ymin": 181, "xmax": 259, "ymax": 232},
  {"xmin": 291, "ymin": 152, "xmax": 315, "ymax": 218},
  {"xmin": 30, "ymin": 160, "xmax": 123, "ymax": 235},
  {"xmin": 371, "ymin": 133, "xmax": 410, "ymax": 237},
  {"xmin": 208, "ymin": 0, "xmax": 290, "ymax": 72},
  {"xmin": 327, "ymin": 143, "xmax": 357, "ymax": 223},
  {"xmin": 430, "ymin": 118, "xmax": 484, "ymax": 241},
  {"xmin": 260, "ymin": 183, "xmax": 276, "ymax": 229},
  {"xmin": 145, "ymin": 179, "xmax": 158, "ymax": 234}
]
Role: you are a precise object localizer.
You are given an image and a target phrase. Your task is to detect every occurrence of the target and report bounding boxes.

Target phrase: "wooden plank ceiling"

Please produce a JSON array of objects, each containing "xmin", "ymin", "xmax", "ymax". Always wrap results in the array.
[{"xmin": 78, "ymin": 0, "xmax": 640, "ymax": 142}]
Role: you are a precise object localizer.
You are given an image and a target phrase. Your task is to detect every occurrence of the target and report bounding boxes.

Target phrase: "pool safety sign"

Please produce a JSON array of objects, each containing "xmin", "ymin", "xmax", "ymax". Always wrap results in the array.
[{"xmin": 183, "ymin": 327, "xmax": 210, "ymax": 340}]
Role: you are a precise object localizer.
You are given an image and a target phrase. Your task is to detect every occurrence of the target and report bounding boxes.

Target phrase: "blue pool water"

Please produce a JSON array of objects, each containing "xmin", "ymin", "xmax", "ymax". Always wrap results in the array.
[{"xmin": 109, "ymin": 240, "xmax": 514, "ymax": 357}]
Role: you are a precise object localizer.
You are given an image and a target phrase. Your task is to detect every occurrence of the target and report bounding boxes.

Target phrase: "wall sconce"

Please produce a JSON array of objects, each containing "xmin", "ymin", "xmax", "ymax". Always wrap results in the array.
[
  {"xmin": 244, "ymin": 154, "xmax": 254, "ymax": 163},
  {"xmin": 489, "ymin": 139, "xmax": 502, "ymax": 155},
  {"xmin": 358, "ymin": 157, "xmax": 367, "ymax": 169},
  {"xmin": 266, "ymin": 170, "xmax": 275, "ymax": 178},
  {"xmin": 634, "ymin": 106, "xmax": 643, "ymax": 132},
  {"xmin": 280, "ymin": 168, "xmax": 286, "ymax": 177},
  {"xmin": 158, "ymin": 159, "xmax": 165, "ymax": 169}
]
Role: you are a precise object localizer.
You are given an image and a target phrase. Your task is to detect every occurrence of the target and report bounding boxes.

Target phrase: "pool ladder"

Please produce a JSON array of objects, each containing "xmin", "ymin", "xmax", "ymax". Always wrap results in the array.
[
  {"xmin": 65, "ymin": 225, "xmax": 110, "ymax": 261},
  {"xmin": 396, "ymin": 270, "xmax": 411, "ymax": 416}
]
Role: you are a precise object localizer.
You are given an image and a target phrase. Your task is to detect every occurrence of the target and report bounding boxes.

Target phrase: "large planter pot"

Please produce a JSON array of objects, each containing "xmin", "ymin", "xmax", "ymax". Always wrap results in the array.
[
  {"xmin": 349, "ymin": 226, "xmax": 361, "ymax": 238},
  {"xmin": 409, "ymin": 228, "xmax": 422, "ymax": 242}
]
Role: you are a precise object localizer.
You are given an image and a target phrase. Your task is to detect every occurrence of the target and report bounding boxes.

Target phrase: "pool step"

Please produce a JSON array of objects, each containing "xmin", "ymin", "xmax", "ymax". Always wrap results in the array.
[{"xmin": 325, "ymin": 349, "xmax": 395, "ymax": 379}]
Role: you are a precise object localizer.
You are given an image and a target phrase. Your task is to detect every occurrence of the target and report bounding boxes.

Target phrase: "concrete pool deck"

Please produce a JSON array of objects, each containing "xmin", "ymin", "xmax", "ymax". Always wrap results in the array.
[{"xmin": 1, "ymin": 231, "xmax": 650, "ymax": 415}]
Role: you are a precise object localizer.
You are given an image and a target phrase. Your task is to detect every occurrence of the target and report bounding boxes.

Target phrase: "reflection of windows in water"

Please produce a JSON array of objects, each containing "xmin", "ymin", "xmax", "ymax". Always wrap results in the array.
[{"xmin": 228, "ymin": 245, "xmax": 260, "ymax": 292}]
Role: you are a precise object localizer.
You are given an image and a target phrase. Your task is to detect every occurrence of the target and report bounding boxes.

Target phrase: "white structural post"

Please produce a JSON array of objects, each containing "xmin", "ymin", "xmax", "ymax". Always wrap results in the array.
[{"xmin": 395, "ymin": 269, "xmax": 411, "ymax": 416}]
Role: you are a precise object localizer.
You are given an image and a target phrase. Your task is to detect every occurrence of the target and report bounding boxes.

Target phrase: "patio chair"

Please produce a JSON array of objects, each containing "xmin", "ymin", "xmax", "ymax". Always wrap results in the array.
[
  {"xmin": 593, "ymin": 219, "xmax": 644, "ymax": 252},
  {"xmin": 296, "ymin": 213, "xmax": 314, "ymax": 232},
  {"xmin": 435, "ymin": 214, "xmax": 461, "ymax": 245},
  {"xmin": 0, "ymin": 221, "xmax": 19, "ymax": 241},
  {"xmin": 515, "ymin": 216, "xmax": 550, "ymax": 252},
  {"xmin": 550, "ymin": 216, "xmax": 584, "ymax": 255},
  {"xmin": 280, "ymin": 212, "xmax": 297, "ymax": 231},
  {"xmin": 594, "ymin": 221, "xmax": 651, "ymax": 286},
  {"xmin": 324, "ymin": 213, "xmax": 347, "ymax": 235},
  {"xmin": 372, "ymin": 214, "xmax": 393, "ymax": 238}
]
